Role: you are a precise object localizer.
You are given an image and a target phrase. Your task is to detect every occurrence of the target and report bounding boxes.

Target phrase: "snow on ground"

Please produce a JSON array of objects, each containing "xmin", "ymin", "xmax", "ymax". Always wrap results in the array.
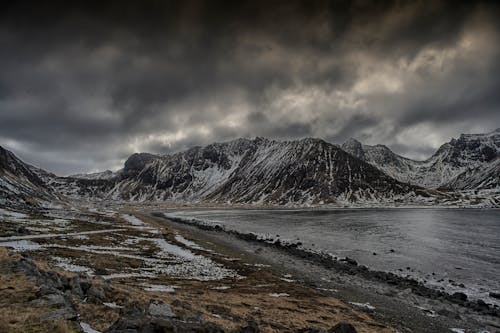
[
  {"xmin": 103, "ymin": 302, "xmax": 124, "ymax": 309},
  {"xmin": 127, "ymin": 225, "xmax": 161, "ymax": 234},
  {"xmin": 0, "ymin": 208, "xmax": 28, "ymax": 219},
  {"xmin": 80, "ymin": 322, "xmax": 101, "ymax": 333},
  {"xmin": 349, "ymin": 302, "xmax": 376, "ymax": 311},
  {"xmin": 0, "ymin": 229, "xmax": 124, "ymax": 242},
  {"xmin": 122, "ymin": 214, "xmax": 144, "ymax": 226},
  {"xmin": 0, "ymin": 206, "xmax": 241, "ymax": 282},
  {"xmin": 143, "ymin": 284, "xmax": 176, "ymax": 293},
  {"xmin": 53, "ymin": 256, "xmax": 94, "ymax": 274},
  {"xmin": 102, "ymin": 273, "xmax": 156, "ymax": 280},
  {"xmin": 0, "ymin": 240, "xmax": 43, "ymax": 251},
  {"xmin": 147, "ymin": 237, "xmax": 197, "ymax": 260},
  {"xmin": 174, "ymin": 234, "xmax": 207, "ymax": 251},
  {"xmin": 211, "ymin": 286, "xmax": 231, "ymax": 290},
  {"xmin": 450, "ymin": 329, "xmax": 465, "ymax": 333}
]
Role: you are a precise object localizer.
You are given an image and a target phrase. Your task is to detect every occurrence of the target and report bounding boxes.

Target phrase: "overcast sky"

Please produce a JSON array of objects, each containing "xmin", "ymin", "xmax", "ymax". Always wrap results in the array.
[{"xmin": 1, "ymin": 0, "xmax": 499, "ymax": 175}]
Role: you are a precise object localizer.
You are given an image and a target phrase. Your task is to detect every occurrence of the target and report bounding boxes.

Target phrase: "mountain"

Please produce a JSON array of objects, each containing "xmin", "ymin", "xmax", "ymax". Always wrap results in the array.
[
  {"xmin": 70, "ymin": 170, "xmax": 118, "ymax": 180},
  {"xmin": 103, "ymin": 137, "xmax": 426, "ymax": 205},
  {"xmin": 342, "ymin": 129, "xmax": 500, "ymax": 189},
  {"xmin": 2, "ymin": 130, "xmax": 498, "ymax": 208},
  {"xmin": 442, "ymin": 158, "xmax": 500, "ymax": 190},
  {"xmin": 341, "ymin": 138, "xmax": 418, "ymax": 183},
  {"xmin": 0, "ymin": 146, "xmax": 58, "ymax": 207}
]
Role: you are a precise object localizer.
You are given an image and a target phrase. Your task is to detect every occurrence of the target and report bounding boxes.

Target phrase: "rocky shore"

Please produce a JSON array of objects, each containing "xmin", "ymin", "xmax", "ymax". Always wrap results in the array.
[
  {"xmin": 0, "ymin": 204, "xmax": 396, "ymax": 333},
  {"xmin": 152, "ymin": 212, "xmax": 500, "ymax": 333}
]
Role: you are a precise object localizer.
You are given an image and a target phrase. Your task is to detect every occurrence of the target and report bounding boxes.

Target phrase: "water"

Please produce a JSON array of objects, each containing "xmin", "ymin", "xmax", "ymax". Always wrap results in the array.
[{"xmin": 166, "ymin": 208, "xmax": 500, "ymax": 304}]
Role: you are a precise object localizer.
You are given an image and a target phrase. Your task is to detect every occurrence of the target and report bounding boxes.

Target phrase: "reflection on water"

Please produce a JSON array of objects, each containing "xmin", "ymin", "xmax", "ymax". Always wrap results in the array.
[{"xmin": 167, "ymin": 208, "xmax": 500, "ymax": 304}]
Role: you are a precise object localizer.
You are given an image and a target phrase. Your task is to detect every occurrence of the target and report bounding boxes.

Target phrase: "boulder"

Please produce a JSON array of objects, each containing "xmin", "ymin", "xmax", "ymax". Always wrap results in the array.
[
  {"xmin": 490, "ymin": 292, "xmax": 500, "ymax": 299},
  {"xmin": 328, "ymin": 322, "xmax": 358, "ymax": 333},
  {"xmin": 450, "ymin": 292, "xmax": 468, "ymax": 303},
  {"xmin": 148, "ymin": 300, "xmax": 174, "ymax": 319}
]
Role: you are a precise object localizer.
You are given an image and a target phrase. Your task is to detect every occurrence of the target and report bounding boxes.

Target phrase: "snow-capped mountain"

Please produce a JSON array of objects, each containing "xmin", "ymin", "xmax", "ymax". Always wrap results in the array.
[
  {"xmin": 1, "ymin": 130, "xmax": 498, "ymax": 208},
  {"xmin": 0, "ymin": 146, "xmax": 58, "ymax": 207},
  {"xmin": 341, "ymin": 138, "xmax": 419, "ymax": 183},
  {"xmin": 70, "ymin": 170, "xmax": 118, "ymax": 180},
  {"xmin": 342, "ymin": 129, "xmax": 500, "ymax": 189},
  {"xmin": 104, "ymin": 137, "xmax": 425, "ymax": 205},
  {"xmin": 442, "ymin": 158, "xmax": 500, "ymax": 190}
]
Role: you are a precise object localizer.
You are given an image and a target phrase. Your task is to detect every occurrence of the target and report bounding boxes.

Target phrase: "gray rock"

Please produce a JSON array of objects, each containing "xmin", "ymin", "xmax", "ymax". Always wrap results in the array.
[
  {"xmin": 490, "ymin": 292, "xmax": 500, "ymax": 299},
  {"xmin": 31, "ymin": 293, "xmax": 67, "ymax": 307},
  {"xmin": 87, "ymin": 285, "xmax": 106, "ymax": 301},
  {"xmin": 69, "ymin": 277, "xmax": 84, "ymax": 298},
  {"xmin": 148, "ymin": 300, "xmax": 174, "ymax": 319},
  {"xmin": 450, "ymin": 292, "xmax": 468, "ymax": 303}
]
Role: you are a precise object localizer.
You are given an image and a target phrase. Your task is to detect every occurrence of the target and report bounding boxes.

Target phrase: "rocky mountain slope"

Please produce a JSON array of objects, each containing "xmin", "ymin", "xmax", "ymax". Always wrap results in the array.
[
  {"xmin": 0, "ymin": 146, "xmax": 58, "ymax": 207},
  {"xmin": 342, "ymin": 129, "xmax": 500, "ymax": 190},
  {"xmin": 2, "ymin": 129, "xmax": 498, "ymax": 207},
  {"xmin": 104, "ymin": 138, "xmax": 426, "ymax": 205}
]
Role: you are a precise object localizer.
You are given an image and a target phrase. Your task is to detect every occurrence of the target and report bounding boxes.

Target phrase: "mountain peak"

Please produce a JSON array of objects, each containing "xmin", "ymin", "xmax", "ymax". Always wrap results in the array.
[
  {"xmin": 124, "ymin": 153, "xmax": 158, "ymax": 172},
  {"xmin": 341, "ymin": 138, "xmax": 365, "ymax": 160},
  {"xmin": 343, "ymin": 138, "xmax": 362, "ymax": 145}
]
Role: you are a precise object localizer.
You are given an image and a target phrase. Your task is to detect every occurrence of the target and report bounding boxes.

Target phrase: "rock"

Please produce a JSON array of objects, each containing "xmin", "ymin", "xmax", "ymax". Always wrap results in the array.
[
  {"xmin": 436, "ymin": 308, "xmax": 453, "ymax": 318},
  {"xmin": 490, "ymin": 292, "xmax": 500, "ymax": 299},
  {"xmin": 108, "ymin": 307, "xmax": 225, "ymax": 333},
  {"xmin": 450, "ymin": 292, "xmax": 468, "ymax": 303},
  {"xmin": 69, "ymin": 278, "xmax": 84, "ymax": 298},
  {"xmin": 328, "ymin": 322, "xmax": 358, "ymax": 333},
  {"xmin": 16, "ymin": 226, "xmax": 28, "ymax": 234},
  {"xmin": 87, "ymin": 285, "xmax": 106, "ymax": 301},
  {"xmin": 239, "ymin": 320, "xmax": 260, "ymax": 333},
  {"xmin": 43, "ymin": 293, "xmax": 67, "ymax": 307},
  {"xmin": 342, "ymin": 257, "xmax": 358, "ymax": 266},
  {"xmin": 148, "ymin": 300, "xmax": 174, "ymax": 319},
  {"xmin": 78, "ymin": 277, "xmax": 92, "ymax": 293}
]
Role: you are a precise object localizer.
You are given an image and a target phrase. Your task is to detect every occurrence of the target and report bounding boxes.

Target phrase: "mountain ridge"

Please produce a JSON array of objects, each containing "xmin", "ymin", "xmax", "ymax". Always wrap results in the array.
[
  {"xmin": 341, "ymin": 129, "xmax": 500, "ymax": 189},
  {"xmin": 1, "ymin": 129, "xmax": 499, "ymax": 208}
]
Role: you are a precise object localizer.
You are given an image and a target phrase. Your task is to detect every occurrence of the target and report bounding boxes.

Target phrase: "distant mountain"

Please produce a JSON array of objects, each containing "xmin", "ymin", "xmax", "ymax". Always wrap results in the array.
[
  {"xmin": 1, "ymin": 129, "xmax": 498, "ymax": 208},
  {"xmin": 70, "ymin": 170, "xmax": 118, "ymax": 180},
  {"xmin": 0, "ymin": 146, "xmax": 58, "ymax": 207},
  {"xmin": 342, "ymin": 129, "xmax": 500, "ymax": 189},
  {"xmin": 103, "ymin": 137, "xmax": 426, "ymax": 205},
  {"xmin": 341, "ymin": 138, "xmax": 418, "ymax": 183}
]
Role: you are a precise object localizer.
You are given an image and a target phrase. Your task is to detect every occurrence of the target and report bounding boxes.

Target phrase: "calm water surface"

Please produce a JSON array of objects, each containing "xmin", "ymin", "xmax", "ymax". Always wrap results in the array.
[{"xmin": 166, "ymin": 208, "xmax": 500, "ymax": 304}]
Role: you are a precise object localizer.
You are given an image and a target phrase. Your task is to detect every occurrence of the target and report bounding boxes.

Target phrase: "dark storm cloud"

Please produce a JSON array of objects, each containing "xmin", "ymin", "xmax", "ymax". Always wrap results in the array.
[{"xmin": 1, "ymin": 0, "xmax": 499, "ymax": 174}]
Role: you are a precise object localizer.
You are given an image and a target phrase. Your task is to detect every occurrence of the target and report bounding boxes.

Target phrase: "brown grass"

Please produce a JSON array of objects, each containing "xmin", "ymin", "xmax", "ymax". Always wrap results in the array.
[{"xmin": 76, "ymin": 303, "xmax": 120, "ymax": 332}]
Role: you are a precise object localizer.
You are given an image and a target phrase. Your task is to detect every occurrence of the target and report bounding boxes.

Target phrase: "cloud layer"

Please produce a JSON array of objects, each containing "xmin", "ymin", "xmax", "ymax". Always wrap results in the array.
[{"xmin": 1, "ymin": 0, "xmax": 499, "ymax": 174}]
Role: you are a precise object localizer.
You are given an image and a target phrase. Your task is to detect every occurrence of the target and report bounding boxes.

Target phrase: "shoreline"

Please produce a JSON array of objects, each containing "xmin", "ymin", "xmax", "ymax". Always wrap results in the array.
[
  {"xmin": 155, "ymin": 208, "xmax": 500, "ymax": 307},
  {"xmin": 147, "ymin": 211, "xmax": 500, "ymax": 333},
  {"xmin": 0, "ymin": 203, "xmax": 403, "ymax": 333}
]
